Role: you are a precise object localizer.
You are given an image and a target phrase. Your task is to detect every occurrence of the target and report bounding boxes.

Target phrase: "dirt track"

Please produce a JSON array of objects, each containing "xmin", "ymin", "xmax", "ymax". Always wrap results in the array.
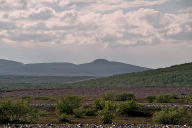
[{"xmin": 1, "ymin": 86, "xmax": 192, "ymax": 98}]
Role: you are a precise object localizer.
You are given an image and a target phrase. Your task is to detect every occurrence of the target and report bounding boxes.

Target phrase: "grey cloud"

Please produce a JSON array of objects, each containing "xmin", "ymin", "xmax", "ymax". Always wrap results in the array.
[
  {"xmin": 52, "ymin": 25, "xmax": 75, "ymax": 30},
  {"xmin": 8, "ymin": 32, "xmax": 55, "ymax": 42},
  {"xmin": 149, "ymin": 0, "xmax": 192, "ymax": 13},
  {"xmin": 28, "ymin": 9, "xmax": 53, "ymax": 20},
  {"xmin": 28, "ymin": 22, "xmax": 50, "ymax": 30},
  {"xmin": 0, "ymin": 21, "xmax": 17, "ymax": 30},
  {"xmin": 42, "ymin": 1, "xmax": 92, "ymax": 12},
  {"xmin": 142, "ymin": 12, "xmax": 165, "ymax": 28},
  {"xmin": 52, "ymin": 24, "xmax": 97, "ymax": 31},
  {"xmin": 168, "ymin": 31, "xmax": 192, "ymax": 40}
]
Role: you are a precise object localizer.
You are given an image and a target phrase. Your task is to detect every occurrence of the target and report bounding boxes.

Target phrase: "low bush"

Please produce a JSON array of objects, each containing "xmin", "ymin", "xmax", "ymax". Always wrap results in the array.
[
  {"xmin": 84, "ymin": 106, "xmax": 97, "ymax": 116},
  {"xmin": 35, "ymin": 96, "xmax": 50, "ymax": 100},
  {"xmin": 98, "ymin": 101, "xmax": 117, "ymax": 124},
  {"xmin": 56, "ymin": 96, "xmax": 83, "ymax": 115},
  {"xmin": 116, "ymin": 93, "xmax": 135, "ymax": 101},
  {"xmin": 147, "ymin": 94, "xmax": 179, "ymax": 103},
  {"xmin": 186, "ymin": 93, "xmax": 192, "ymax": 104},
  {"xmin": 58, "ymin": 113, "xmax": 71, "ymax": 123},
  {"xmin": 0, "ymin": 100, "xmax": 39, "ymax": 124},
  {"xmin": 153, "ymin": 107, "xmax": 187, "ymax": 125},
  {"xmin": 94, "ymin": 98, "xmax": 105, "ymax": 111},
  {"xmin": 73, "ymin": 107, "xmax": 85, "ymax": 118},
  {"xmin": 170, "ymin": 94, "xmax": 179, "ymax": 99},
  {"xmin": 155, "ymin": 94, "xmax": 172, "ymax": 103},
  {"xmin": 21, "ymin": 96, "xmax": 31, "ymax": 100},
  {"xmin": 102, "ymin": 92, "xmax": 116, "ymax": 101},
  {"xmin": 146, "ymin": 95, "xmax": 156, "ymax": 103},
  {"xmin": 118, "ymin": 100, "xmax": 144, "ymax": 117}
]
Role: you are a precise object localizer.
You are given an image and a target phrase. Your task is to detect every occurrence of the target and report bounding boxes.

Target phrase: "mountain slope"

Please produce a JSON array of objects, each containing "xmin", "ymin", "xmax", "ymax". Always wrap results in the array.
[
  {"xmin": 65, "ymin": 62, "xmax": 192, "ymax": 87},
  {"xmin": 0, "ymin": 59, "xmax": 150, "ymax": 76},
  {"xmin": 78, "ymin": 59, "xmax": 149, "ymax": 76}
]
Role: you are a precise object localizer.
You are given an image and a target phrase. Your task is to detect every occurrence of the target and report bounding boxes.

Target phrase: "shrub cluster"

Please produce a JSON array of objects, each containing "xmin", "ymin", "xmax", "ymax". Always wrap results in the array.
[
  {"xmin": 98, "ymin": 101, "xmax": 117, "ymax": 124},
  {"xmin": 146, "ymin": 95, "xmax": 156, "ymax": 103},
  {"xmin": 102, "ymin": 92, "xmax": 135, "ymax": 101},
  {"xmin": 116, "ymin": 93, "xmax": 135, "ymax": 101},
  {"xmin": 0, "ymin": 100, "xmax": 39, "ymax": 124},
  {"xmin": 94, "ymin": 98, "xmax": 105, "ymax": 111},
  {"xmin": 118, "ymin": 100, "xmax": 144, "ymax": 117},
  {"xmin": 146, "ymin": 94, "xmax": 179, "ymax": 103},
  {"xmin": 186, "ymin": 93, "xmax": 192, "ymax": 104},
  {"xmin": 102, "ymin": 92, "xmax": 116, "ymax": 101},
  {"xmin": 56, "ymin": 96, "xmax": 83, "ymax": 115},
  {"xmin": 153, "ymin": 107, "xmax": 189, "ymax": 125}
]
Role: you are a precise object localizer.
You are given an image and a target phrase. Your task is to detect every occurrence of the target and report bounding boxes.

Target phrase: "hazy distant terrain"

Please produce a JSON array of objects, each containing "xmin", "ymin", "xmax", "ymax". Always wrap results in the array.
[
  {"xmin": 0, "ymin": 62, "xmax": 191, "ymax": 89},
  {"xmin": 0, "ymin": 75, "xmax": 94, "ymax": 84},
  {"xmin": 0, "ymin": 59, "xmax": 149, "ymax": 77}
]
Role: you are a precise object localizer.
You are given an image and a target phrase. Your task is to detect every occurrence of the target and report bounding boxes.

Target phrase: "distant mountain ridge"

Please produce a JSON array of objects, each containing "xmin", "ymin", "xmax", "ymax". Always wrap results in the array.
[{"xmin": 0, "ymin": 59, "xmax": 150, "ymax": 76}]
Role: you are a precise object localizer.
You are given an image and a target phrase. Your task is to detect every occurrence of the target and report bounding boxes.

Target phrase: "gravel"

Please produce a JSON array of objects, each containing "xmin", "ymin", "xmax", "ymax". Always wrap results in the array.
[{"xmin": 0, "ymin": 123, "xmax": 191, "ymax": 128}]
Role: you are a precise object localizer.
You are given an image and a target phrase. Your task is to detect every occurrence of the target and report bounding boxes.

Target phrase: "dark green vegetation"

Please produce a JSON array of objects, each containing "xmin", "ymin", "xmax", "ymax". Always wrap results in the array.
[
  {"xmin": 56, "ymin": 96, "xmax": 83, "ymax": 115},
  {"xmin": 98, "ymin": 101, "xmax": 117, "ymax": 124},
  {"xmin": 153, "ymin": 107, "xmax": 192, "ymax": 125},
  {"xmin": 118, "ymin": 100, "xmax": 145, "ymax": 117},
  {"xmin": 64, "ymin": 62, "xmax": 192, "ymax": 87},
  {"xmin": 186, "ymin": 93, "xmax": 192, "ymax": 104},
  {"xmin": 146, "ymin": 94, "xmax": 179, "ymax": 103},
  {"xmin": 0, "ymin": 100, "xmax": 39, "ymax": 124},
  {"xmin": 101, "ymin": 92, "xmax": 135, "ymax": 101},
  {"xmin": 1, "ymin": 92, "xmax": 192, "ymax": 125}
]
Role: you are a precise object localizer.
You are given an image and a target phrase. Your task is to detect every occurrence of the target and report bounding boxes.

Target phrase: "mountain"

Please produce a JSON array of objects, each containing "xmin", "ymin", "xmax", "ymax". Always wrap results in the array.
[
  {"xmin": 0, "ymin": 59, "xmax": 150, "ymax": 76},
  {"xmin": 65, "ymin": 62, "xmax": 192, "ymax": 87}
]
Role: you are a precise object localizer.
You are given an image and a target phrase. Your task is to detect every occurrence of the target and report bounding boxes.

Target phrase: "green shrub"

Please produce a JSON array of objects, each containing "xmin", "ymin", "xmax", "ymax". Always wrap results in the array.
[
  {"xmin": 35, "ymin": 96, "xmax": 50, "ymax": 100},
  {"xmin": 84, "ymin": 106, "xmax": 97, "ymax": 116},
  {"xmin": 98, "ymin": 101, "xmax": 117, "ymax": 124},
  {"xmin": 21, "ymin": 96, "xmax": 31, "ymax": 100},
  {"xmin": 20, "ymin": 96, "xmax": 32, "ymax": 104},
  {"xmin": 186, "ymin": 93, "xmax": 192, "ymax": 104},
  {"xmin": 59, "ymin": 113, "xmax": 71, "ymax": 123},
  {"xmin": 102, "ymin": 92, "xmax": 116, "ymax": 101},
  {"xmin": 118, "ymin": 100, "xmax": 144, "ymax": 117},
  {"xmin": 116, "ymin": 93, "xmax": 135, "ymax": 101},
  {"xmin": 155, "ymin": 94, "xmax": 172, "ymax": 103},
  {"xmin": 146, "ymin": 95, "xmax": 156, "ymax": 103},
  {"xmin": 170, "ymin": 94, "xmax": 179, "ymax": 99},
  {"xmin": 94, "ymin": 98, "xmax": 105, "ymax": 111},
  {"xmin": 56, "ymin": 96, "xmax": 82, "ymax": 115},
  {"xmin": 153, "ymin": 107, "xmax": 186, "ymax": 125},
  {"xmin": 73, "ymin": 107, "xmax": 85, "ymax": 118},
  {"xmin": 0, "ymin": 100, "xmax": 39, "ymax": 124}
]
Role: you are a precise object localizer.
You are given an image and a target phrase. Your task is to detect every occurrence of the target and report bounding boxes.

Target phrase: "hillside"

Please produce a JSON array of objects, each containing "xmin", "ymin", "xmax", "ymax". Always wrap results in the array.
[
  {"xmin": 65, "ymin": 62, "xmax": 192, "ymax": 87},
  {"xmin": 0, "ymin": 59, "xmax": 149, "ymax": 77}
]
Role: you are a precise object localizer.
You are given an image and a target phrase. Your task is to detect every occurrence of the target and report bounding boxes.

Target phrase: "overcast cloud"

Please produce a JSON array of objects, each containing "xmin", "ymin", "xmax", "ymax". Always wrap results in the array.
[{"xmin": 0, "ymin": 0, "xmax": 192, "ymax": 68}]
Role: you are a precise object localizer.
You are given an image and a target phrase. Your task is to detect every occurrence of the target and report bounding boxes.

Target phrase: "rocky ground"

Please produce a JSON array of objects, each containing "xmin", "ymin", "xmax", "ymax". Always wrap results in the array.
[
  {"xmin": 0, "ymin": 123, "xmax": 191, "ymax": 128},
  {"xmin": 30, "ymin": 103, "xmax": 192, "ymax": 110}
]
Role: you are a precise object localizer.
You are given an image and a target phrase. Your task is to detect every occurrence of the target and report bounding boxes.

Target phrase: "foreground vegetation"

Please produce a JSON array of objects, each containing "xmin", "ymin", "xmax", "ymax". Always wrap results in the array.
[
  {"xmin": 0, "ymin": 100, "xmax": 39, "ymax": 124},
  {"xmin": 1, "ymin": 92, "xmax": 192, "ymax": 125}
]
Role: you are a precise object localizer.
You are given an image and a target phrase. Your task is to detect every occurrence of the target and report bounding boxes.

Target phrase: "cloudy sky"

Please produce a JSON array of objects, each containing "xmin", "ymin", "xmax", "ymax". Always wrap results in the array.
[{"xmin": 0, "ymin": 0, "xmax": 192, "ymax": 68}]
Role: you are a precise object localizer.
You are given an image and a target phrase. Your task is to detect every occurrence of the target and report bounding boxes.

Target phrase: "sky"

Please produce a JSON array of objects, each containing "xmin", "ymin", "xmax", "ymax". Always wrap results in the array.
[{"xmin": 0, "ymin": 0, "xmax": 192, "ymax": 68}]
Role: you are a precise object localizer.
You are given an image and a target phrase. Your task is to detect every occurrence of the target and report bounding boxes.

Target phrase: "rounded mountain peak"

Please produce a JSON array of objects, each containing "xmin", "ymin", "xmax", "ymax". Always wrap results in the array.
[{"xmin": 93, "ymin": 59, "xmax": 109, "ymax": 63}]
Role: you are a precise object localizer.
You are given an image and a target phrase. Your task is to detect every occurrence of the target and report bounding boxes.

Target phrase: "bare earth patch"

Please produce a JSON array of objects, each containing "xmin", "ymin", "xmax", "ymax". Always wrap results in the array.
[{"xmin": 1, "ymin": 86, "xmax": 192, "ymax": 98}]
